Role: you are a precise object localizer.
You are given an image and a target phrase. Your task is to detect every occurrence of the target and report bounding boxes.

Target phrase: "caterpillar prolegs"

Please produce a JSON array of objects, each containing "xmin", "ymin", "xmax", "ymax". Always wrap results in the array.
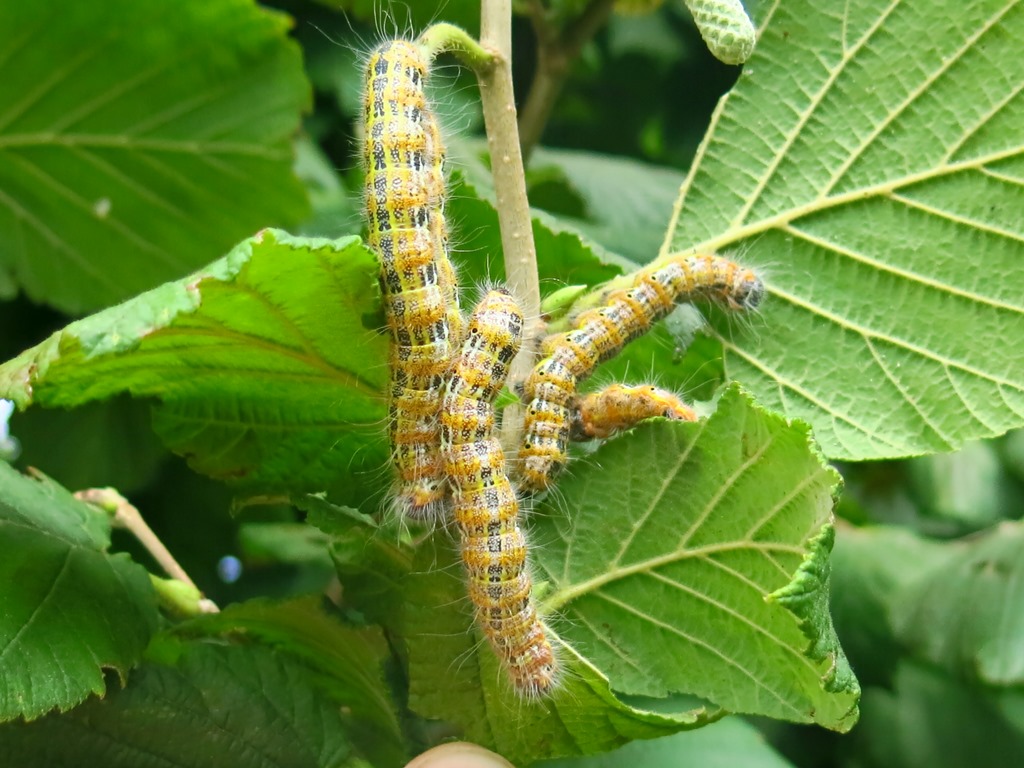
[
  {"xmin": 518, "ymin": 253, "xmax": 763, "ymax": 492},
  {"xmin": 363, "ymin": 39, "xmax": 462, "ymax": 519},
  {"xmin": 440, "ymin": 289, "xmax": 559, "ymax": 697}
]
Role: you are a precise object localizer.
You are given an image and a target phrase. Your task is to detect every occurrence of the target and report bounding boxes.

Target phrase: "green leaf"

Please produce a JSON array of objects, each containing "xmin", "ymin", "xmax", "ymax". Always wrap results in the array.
[
  {"xmin": 0, "ymin": 230, "xmax": 389, "ymax": 495},
  {"xmin": 181, "ymin": 596, "xmax": 406, "ymax": 767},
  {"xmin": 533, "ymin": 386, "xmax": 859, "ymax": 730},
  {"xmin": 0, "ymin": 0, "xmax": 310, "ymax": 314},
  {"xmin": 544, "ymin": 714, "xmax": 797, "ymax": 768},
  {"xmin": 296, "ymin": 494, "xmax": 378, "ymax": 536},
  {"xmin": 0, "ymin": 463, "xmax": 159, "ymax": 722},
  {"xmin": 365, "ymin": 387, "xmax": 856, "ymax": 764},
  {"xmin": 768, "ymin": 525, "xmax": 858, "ymax": 696},
  {"xmin": 238, "ymin": 523, "xmax": 334, "ymax": 567},
  {"xmin": 893, "ymin": 521, "xmax": 1024, "ymax": 687},
  {"xmin": 0, "ymin": 641, "xmax": 357, "ymax": 768},
  {"xmin": 400, "ymin": 537, "xmax": 719, "ymax": 766},
  {"xmin": 663, "ymin": 0, "xmax": 1024, "ymax": 460}
]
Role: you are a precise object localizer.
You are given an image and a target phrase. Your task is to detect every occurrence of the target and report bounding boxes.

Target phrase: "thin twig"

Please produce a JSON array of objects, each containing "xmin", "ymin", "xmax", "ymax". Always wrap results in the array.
[
  {"xmin": 477, "ymin": 0, "xmax": 542, "ymax": 458},
  {"xmin": 76, "ymin": 487, "xmax": 219, "ymax": 613}
]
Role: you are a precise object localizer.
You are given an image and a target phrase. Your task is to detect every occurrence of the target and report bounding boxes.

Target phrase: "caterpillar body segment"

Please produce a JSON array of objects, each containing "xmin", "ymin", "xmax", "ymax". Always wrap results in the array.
[
  {"xmin": 649, "ymin": 253, "xmax": 764, "ymax": 312},
  {"xmin": 421, "ymin": 76, "xmax": 463, "ymax": 345},
  {"xmin": 572, "ymin": 384, "xmax": 698, "ymax": 440},
  {"xmin": 363, "ymin": 39, "xmax": 462, "ymax": 519},
  {"xmin": 519, "ymin": 253, "xmax": 763, "ymax": 492},
  {"xmin": 517, "ymin": 347, "xmax": 584, "ymax": 491},
  {"xmin": 440, "ymin": 290, "xmax": 559, "ymax": 698}
]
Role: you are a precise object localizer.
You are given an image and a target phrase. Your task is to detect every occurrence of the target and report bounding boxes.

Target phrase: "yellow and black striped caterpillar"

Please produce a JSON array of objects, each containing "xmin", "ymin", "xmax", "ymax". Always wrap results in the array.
[
  {"xmin": 518, "ymin": 253, "xmax": 763, "ymax": 492},
  {"xmin": 440, "ymin": 289, "xmax": 559, "ymax": 698},
  {"xmin": 363, "ymin": 39, "xmax": 462, "ymax": 520},
  {"xmin": 571, "ymin": 383, "xmax": 697, "ymax": 440}
]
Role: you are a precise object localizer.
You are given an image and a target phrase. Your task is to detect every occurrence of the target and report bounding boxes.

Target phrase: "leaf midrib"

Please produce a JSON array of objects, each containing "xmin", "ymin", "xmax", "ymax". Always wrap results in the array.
[
  {"xmin": 540, "ymin": 538, "xmax": 806, "ymax": 615},
  {"xmin": 666, "ymin": 141, "xmax": 1023, "ymax": 261}
]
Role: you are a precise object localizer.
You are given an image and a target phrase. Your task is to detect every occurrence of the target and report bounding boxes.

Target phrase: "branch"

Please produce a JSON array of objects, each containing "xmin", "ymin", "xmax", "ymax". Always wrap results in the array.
[
  {"xmin": 477, "ymin": 0, "xmax": 541, "ymax": 457},
  {"xmin": 76, "ymin": 487, "xmax": 219, "ymax": 614}
]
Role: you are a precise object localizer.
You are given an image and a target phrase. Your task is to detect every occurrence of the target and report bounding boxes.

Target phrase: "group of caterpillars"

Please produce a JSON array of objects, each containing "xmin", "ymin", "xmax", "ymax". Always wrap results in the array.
[{"xmin": 362, "ymin": 36, "xmax": 763, "ymax": 699}]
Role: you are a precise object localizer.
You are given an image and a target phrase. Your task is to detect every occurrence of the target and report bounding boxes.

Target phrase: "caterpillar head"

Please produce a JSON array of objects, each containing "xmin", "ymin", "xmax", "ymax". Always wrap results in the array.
[{"xmin": 730, "ymin": 271, "xmax": 765, "ymax": 312}]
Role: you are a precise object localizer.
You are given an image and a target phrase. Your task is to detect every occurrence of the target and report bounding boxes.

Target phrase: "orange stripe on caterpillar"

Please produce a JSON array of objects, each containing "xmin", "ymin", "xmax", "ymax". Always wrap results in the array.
[
  {"xmin": 440, "ymin": 289, "xmax": 559, "ymax": 697},
  {"xmin": 363, "ymin": 39, "xmax": 461, "ymax": 519},
  {"xmin": 518, "ymin": 253, "xmax": 763, "ymax": 491},
  {"xmin": 572, "ymin": 384, "xmax": 697, "ymax": 440}
]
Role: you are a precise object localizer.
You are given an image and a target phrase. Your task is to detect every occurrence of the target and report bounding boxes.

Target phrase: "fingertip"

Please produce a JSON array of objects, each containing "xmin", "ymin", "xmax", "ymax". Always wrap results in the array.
[{"xmin": 406, "ymin": 742, "xmax": 516, "ymax": 768}]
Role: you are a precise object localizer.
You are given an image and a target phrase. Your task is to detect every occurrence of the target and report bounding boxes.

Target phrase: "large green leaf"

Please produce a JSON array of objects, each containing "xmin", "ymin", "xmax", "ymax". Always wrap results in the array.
[
  {"xmin": 355, "ymin": 387, "xmax": 857, "ymax": 764},
  {"xmin": 0, "ymin": 463, "xmax": 159, "ymax": 722},
  {"xmin": 531, "ymin": 386, "xmax": 858, "ymax": 729},
  {"xmin": 0, "ymin": 641, "xmax": 357, "ymax": 768},
  {"xmin": 0, "ymin": 230, "xmax": 388, "ymax": 495},
  {"xmin": 663, "ymin": 0, "xmax": 1024, "ymax": 460},
  {"xmin": 180, "ymin": 597, "xmax": 406, "ymax": 768},
  {"xmin": 0, "ymin": 0, "xmax": 310, "ymax": 314}
]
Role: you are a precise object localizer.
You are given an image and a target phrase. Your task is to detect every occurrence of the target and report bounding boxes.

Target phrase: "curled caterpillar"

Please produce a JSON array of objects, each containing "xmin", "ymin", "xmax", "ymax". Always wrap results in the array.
[
  {"xmin": 518, "ymin": 253, "xmax": 763, "ymax": 492},
  {"xmin": 363, "ymin": 39, "xmax": 461, "ymax": 520},
  {"xmin": 571, "ymin": 383, "xmax": 697, "ymax": 440},
  {"xmin": 440, "ymin": 289, "xmax": 559, "ymax": 698}
]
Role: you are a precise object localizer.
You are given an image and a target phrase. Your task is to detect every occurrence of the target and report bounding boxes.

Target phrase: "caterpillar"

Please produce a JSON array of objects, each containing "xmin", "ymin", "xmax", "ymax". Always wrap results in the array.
[
  {"xmin": 683, "ymin": 0, "xmax": 756, "ymax": 65},
  {"xmin": 518, "ymin": 253, "xmax": 763, "ymax": 492},
  {"xmin": 440, "ymin": 289, "xmax": 559, "ymax": 698},
  {"xmin": 363, "ymin": 38, "xmax": 462, "ymax": 520},
  {"xmin": 571, "ymin": 383, "xmax": 697, "ymax": 440}
]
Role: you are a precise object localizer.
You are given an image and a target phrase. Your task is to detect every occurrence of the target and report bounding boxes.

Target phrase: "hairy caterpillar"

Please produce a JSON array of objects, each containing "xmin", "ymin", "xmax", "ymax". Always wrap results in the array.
[
  {"xmin": 363, "ymin": 38, "xmax": 462, "ymax": 519},
  {"xmin": 683, "ymin": 0, "xmax": 756, "ymax": 65},
  {"xmin": 518, "ymin": 253, "xmax": 763, "ymax": 492},
  {"xmin": 440, "ymin": 289, "xmax": 559, "ymax": 697},
  {"xmin": 571, "ymin": 384, "xmax": 697, "ymax": 440}
]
